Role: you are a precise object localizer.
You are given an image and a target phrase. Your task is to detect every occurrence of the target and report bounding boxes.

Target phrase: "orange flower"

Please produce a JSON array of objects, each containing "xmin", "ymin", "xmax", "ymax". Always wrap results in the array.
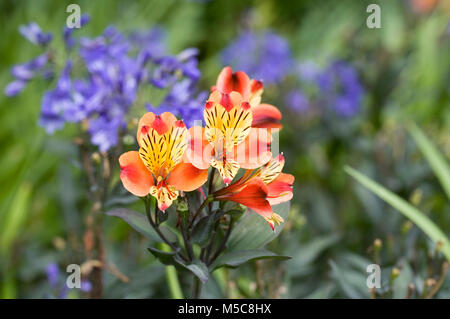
[
  {"xmin": 187, "ymin": 90, "xmax": 273, "ymax": 184},
  {"xmin": 214, "ymin": 154, "xmax": 294, "ymax": 230},
  {"xmin": 119, "ymin": 112, "xmax": 208, "ymax": 211},
  {"xmin": 212, "ymin": 66, "xmax": 282, "ymax": 130}
]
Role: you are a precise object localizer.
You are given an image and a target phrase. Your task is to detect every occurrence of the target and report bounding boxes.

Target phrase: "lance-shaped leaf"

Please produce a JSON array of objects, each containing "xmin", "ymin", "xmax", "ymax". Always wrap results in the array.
[
  {"xmin": 191, "ymin": 214, "xmax": 215, "ymax": 246},
  {"xmin": 211, "ymin": 249, "xmax": 291, "ymax": 270},
  {"xmin": 174, "ymin": 256, "xmax": 209, "ymax": 283},
  {"xmin": 227, "ymin": 201, "xmax": 290, "ymax": 251},
  {"xmin": 147, "ymin": 247, "xmax": 177, "ymax": 265},
  {"xmin": 106, "ymin": 208, "xmax": 177, "ymax": 243},
  {"xmin": 408, "ymin": 123, "xmax": 450, "ymax": 200},
  {"xmin": 345, "ymin": 166, "xmax": 450, "ymax": 262}
]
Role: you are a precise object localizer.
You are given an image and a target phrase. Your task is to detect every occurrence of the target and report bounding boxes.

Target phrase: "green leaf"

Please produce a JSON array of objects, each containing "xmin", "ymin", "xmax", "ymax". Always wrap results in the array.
[
  {"xmin": 159, "ymin": 243, "xmax": 184, "ymax": 299},
  {"xmin": 211, "ymin": 249, "xmax": 291, "ymax": 270},
  {"xmin": 174, "ymin": 256, "xmax": 209, "ymax": 283},
  {"xmin": 0, "ymin": 182, "xmax": 32, "ymax": 254},
  {"xmin": 106, "ymin": 208, "xmax": 177, "ymax": 243},
  {"xmin": 147, "ymin": 247, "xmax": 177, "ymax": 265},
  {"xmin": 408, "ymin": 123, "xmax": 450, "ymax": 200},
  {"xmin": 227, "ymin": 201, "xmax": 290, "ymax": 251},
  {"xmin": 191, "ymin": 214, "xmax": 215, "ymax": 246},
  {"xmin": 329, "ymin": 260, "xmax": 366, "ymax": 299},
  {"xmin": 287, "ymin": 235, "xmax": 340, "ymax": 276},
  {"xmin": 345, "ymin": 166, "xmax": 450, "ymax": 262}
]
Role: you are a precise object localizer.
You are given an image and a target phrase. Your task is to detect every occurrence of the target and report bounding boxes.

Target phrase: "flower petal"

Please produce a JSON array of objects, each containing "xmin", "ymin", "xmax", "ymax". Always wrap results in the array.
[
  {"xmin": 137, "ymin": 112, "xmax": 177, "ymax": 141},
  {"xmin": 259, "ymin": 153, "xmax": 284, "ymax": 184},
  {"xmin": 150, "ymin": 183, "xmax": 178, "ymax": 212},
  {"xmin": 186, "ymin": 126, "xmax": 213, "ymax": 169},
  {"xmin": 266, "ymin": 173, "xmax": 294, "ymax": 205},
  {"xmin": 235, "ymin": 128, "xmax": 272, "ymax": 169},
  {"xmin": 167, "ymin": 161, "xmax": 208, "ymax": 192},
  {"xmin": 119, "ymin": 151, "xmax": 154, "ymax": 197},
  {"xmin": 222, "ymin": 179, "xmax": 272, "ymax": 218},
  {"xmin": 251, "ymin": 103, "xmax": 282, "ymax": 129},
  {"xmin": 139, "ymin": 118, "xmax": 187, "ymax": 177},
  {"xmin": 215, "ymin": 66, "xmax": 250, "ymax": 98},
  {"xmin": 249, "ymin": 79, "xmax": 264, "ymax": 107}
]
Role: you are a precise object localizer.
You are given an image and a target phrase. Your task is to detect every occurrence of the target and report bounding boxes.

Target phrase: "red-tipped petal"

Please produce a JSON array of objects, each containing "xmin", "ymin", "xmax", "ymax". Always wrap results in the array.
[
  {"xmin": 235, "ymin": 128, "xmax": 272, "ymax": 169},
  {"xmin": 266, "ymin": 173, "xmax": 294, "ymax": 205},
  {"xmin": 251, "ymin": 104, "xmax": 282, "ymax": 129},
  {"xmin": 137, "ymin": 112, "xmax": 177, "ymax": 141},
  {"xmin": 119, "ymin": 151, "xmax": 154, "ymax": 197},
  {"xmin": 220, "ymin": 92, "xmax": 233, "ymax": 111},
  {"xmin": 225, "ymin": 179, "xmax": 272, "ymax": 218},
  {"xmin": 216, "ymin": 66, "xmax": 251, "ymax": 98},
  {"xmin": 186, "ymin": 126, "xmax": 213, "ymax": 170},
  {"xmin": 167, "ymin": 161, "xmax": 208, "ymax": 192},
  {"xmin": 250, "ymin": 79, "xmax": 264, "ymax": 94}
]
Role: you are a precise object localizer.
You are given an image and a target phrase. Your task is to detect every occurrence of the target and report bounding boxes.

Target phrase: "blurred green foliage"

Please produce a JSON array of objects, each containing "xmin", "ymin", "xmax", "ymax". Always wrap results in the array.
[{"xmin": 0, "ymin": 0, "xmax": 449, "ymax": 298}]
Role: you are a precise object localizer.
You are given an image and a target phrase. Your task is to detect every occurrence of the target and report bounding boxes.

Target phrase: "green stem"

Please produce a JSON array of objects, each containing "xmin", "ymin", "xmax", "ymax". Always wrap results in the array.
[
  {"xmin": 160, "ymin": 243, "xmax": 184, "ymax": 299},
  {"xmin": 144, "ymin": 197, "xmax": 189, "ymax": 262},
  {"xmin": 207, "ymin": 168, "xmax": 216, "ymax": 212},
  {"xmin": 180, "ymin": 218, "xmax": 194, "ymax": 261},
  {"xmin": 189, "ymin": 195, "xmax": 213, "ymax": 228},
  {"xmin": 192, "ymin": 276, "xmax": 202, "ymax": 299},
  {"xmin": 208, "ymin": 216, "xmax": 234, "ymax": 266}
]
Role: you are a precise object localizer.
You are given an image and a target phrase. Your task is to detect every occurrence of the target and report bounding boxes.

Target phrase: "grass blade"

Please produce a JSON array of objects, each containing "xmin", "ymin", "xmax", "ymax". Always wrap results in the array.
[
  {"xmin": 345, "ymin": 166, "xmax": 450, "ymax": 261},
  {"xmin": 408, "ymin": 124, "xmax": 450, "ymax": 200}
]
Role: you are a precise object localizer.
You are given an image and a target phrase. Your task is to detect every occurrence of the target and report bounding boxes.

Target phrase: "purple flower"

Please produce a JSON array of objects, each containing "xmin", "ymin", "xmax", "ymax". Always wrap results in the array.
[
  {"xmin": 19, "ymin": 22, "xmax": 52, "ymax": 46},
  {"xmin": 39, "ymin": 61, "xmax": 73, "ymax": 133},
  {"xmin": 4, "ymin": 80, "xmax": 26, "ymax": 97},
  {"xmin": 8, "ymin": 18, "xmax": 206, "ymax": 152},
  {"xmin": 296, "ymin": 61, "xmax": 320, "ymax": 83},
  {"xmin": 286, "ymin": 90, "xmax": 309, "ymax": 113},
  {"xmin": 45, "ymin": 263, "xmax": 60, "ymax": 287},
  {"xmin": 318, "ymin": 61, "xmax": 364, "ymax": 117},
  {"xmin": 221, "ymin": 30, "xmax": 293, "ymax": 84},
  {"xmin": 4, "ymin": 54, "xmax": 49, "ymax": 96},
  {"xmin": 63, "ymin": 14, "xmax": 90, "ymax": 49}
]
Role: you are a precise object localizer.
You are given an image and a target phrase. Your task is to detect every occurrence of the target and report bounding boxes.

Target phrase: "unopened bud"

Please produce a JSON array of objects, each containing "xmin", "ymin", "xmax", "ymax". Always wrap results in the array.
[
  {"xmin": 374, "ymin": 238, "xmax": 382, "ymax": 251},
  {"xmin": 391, "ymin": 267, "xmax": 400, "ymax": 279},
  {"xmin": 401, "ymin": 221, "xmax": 413, "ymax": 235},
  {"xmin": 91, "ymin": 152, "xmax": 101, "ymax": 164},
  {"xmin": 410, "ymin": 188, "xmax": 422, "ymax": 206},
  {"xmin": 426, "ymin": 278, "xmax": 436, "ymax": 287},
  {"xmin": 123, "ymin": 134, "xmax": 135, "ymax": 146}
]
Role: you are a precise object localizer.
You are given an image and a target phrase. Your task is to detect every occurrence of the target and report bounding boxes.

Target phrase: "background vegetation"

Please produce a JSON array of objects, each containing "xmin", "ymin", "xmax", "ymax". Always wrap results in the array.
[{"xmin": 0, "ymin": 0, "xmax": 449, "ymax": 298}]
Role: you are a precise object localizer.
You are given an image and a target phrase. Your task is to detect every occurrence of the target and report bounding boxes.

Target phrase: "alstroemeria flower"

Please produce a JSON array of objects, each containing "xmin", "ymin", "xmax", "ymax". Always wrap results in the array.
[
  {"xmin": 212, "ymin": 66, "xmax": 282, "ymax": 130},
  {"xmin": 119, "ymin": 112, "xmax": 208, "ymax": 211},
  {"xmin": 187, "ymin": 90, "xmax": 272, "ymax": 184},
  {"xmin": 214, "ymin": 154, "xmax": 294, "ymax": 230}
]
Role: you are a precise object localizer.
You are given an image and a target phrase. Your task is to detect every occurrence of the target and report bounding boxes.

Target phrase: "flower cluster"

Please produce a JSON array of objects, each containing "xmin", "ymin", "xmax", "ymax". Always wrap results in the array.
[
  {"xmin": 221, "ymin": 30, "xmax": 293, "ymax": 84},
  {"xmin": 5, "ymin": 19, "xmax": 205, "ymax": 151},
  {"xmin": 45, "ymin": 263, "xmax": 91, "ymax": 299},
  {"xmin": 221, "ymin": 30, "xmax": 364, "ymax": 118},
  {"xmin": 287, "ymin": 60, "xmax": 365, "ymax": 117},
  {"xmin": 120, "ymin": 67, "xmax": 294, "ymax": 230}
]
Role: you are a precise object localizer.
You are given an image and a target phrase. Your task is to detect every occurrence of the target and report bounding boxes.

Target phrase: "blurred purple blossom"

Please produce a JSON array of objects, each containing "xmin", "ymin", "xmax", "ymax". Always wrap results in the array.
[
  {"xmin": 4, "ymin": 53, "xmax": 50, "ymax": 97},
  {"xmin": 19, "ymin": 22, "xmax": 52, "ymax": 46},
  {"xmin": 6, "ymin": 19, "xmax": 205, "ymax": 151},
  {"xmin": 286, "ymin": 90, "xmax": 309, "ymax": 113},
  {"xmin": 221, "ymin": 30, "xmax": 293, "ymax": 84},
  {"xmin": 45, "ymin": 263, "xmax": 60, "ymax": 287},
  {"xmin": 318, "ymin": 61, "xmax": 364, "ymax": 117},
  {"xmin": 289, "ymin": 60, "xmax": 364, "ymax": 117},
  {"xmin": 45, "ymin": 263, "xmax": 92, "ymax": 299},
  {"xmin": 63, "ymin": 14, "xmax": 90, "ymax": 49}
]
